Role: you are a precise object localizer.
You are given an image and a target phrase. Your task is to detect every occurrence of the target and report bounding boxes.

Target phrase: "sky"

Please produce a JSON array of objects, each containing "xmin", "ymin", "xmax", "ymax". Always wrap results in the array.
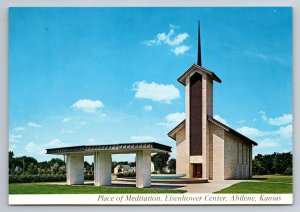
[{"xmin": 9, "ymin": 7, "xmax": 292, "ymax": 162}]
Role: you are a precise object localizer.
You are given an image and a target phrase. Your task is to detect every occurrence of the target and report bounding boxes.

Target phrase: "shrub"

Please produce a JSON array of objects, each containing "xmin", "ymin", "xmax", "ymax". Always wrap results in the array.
[
  {"xmin": 9, "ymin": 174, "xmax": 66, "ymax": 183},
  {"xmin": 116, "ymin": 172, "xmax": 136, "ymax": 178},
  {"xmin": 9, "ymin": 174, "xmax": 94, "ymax": 183},
  {"xmin": 284, "ymin": 167, "xmax": 293, "ymax": 175}
]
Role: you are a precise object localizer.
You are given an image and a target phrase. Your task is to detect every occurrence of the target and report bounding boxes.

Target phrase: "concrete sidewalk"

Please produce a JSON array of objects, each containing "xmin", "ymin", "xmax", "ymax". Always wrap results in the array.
[{"xmin": 178, "ymin": 180, "xmax": 242, "ymax": 193}]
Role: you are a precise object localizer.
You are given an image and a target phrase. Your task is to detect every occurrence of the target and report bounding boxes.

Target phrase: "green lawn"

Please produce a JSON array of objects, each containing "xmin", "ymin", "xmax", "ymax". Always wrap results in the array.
[
  {"xmin": 9, "ymin": 183, "xmax": 186, "ymax": 194},
  {"xmin": 216, "ymin": 175, "xmax": 292, "ymax": 194}
]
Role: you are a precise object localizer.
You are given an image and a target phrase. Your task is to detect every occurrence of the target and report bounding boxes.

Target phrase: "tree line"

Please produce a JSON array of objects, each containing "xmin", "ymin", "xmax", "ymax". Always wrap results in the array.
[
  {"xmin": 8, "ymin": 151, "xmax": 176, "ymax": 178},
  {"xmin": 252, "ymin": 152, "xmax": 292, "ymax": 175},
  {"xmin": 9, "ymin": 150, "xmax": 291, "ymax": 183}
]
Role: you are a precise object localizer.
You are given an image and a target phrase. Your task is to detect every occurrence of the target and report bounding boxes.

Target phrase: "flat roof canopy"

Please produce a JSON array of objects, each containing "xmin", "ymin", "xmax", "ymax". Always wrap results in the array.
[{"xmin": 46, "ymin": 142, "xmax": 171, "ymax": 155}]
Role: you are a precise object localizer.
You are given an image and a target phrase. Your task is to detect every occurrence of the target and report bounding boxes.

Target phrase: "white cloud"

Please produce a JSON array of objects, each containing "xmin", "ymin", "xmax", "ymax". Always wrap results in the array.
[
  {"xmin": 275, "ymin": 124, "xmax": 292, "ymax": 138},
  {"xmin": 9, "ymin": 134, "xmax": 22, "ymax": 142},
  {"xmin": 133, "ymin": 81, "xmax": 180, "ymax": 103},
  {"xmin": 9, "ymin": 144, "xmax": 17, "ymax": 151},
  {"xmin": 256, "ymin": 138, "xmax": 280, "ymax": 148},
  {"xmin": 25, "ymin": 142, "xmax": 44, "ymax": 154},
  {"xmin": 213, "ymin": 115, "xmax": 228, "ymax": 126},
  {"xmin": 236, "ymin": 126, "xmax": 267, "ymax": 138},
  {"xmin": 237, "ymin": 119, "xmax": 246, "ymax": 124},
  {"xmin": 237, "ymin": 112, "xmax": 292, "ymax": 152},
  {"xmin": 61, "ymin": 128, "xmax": 75, "ymax": 134},
  {"xmin": 78, "ymin": 121, "xmax": 88, "ymax": 126},
  {"xmin": 237, "ymin": 124, "xmax": 292, "ymax": 140},
  {"xmin": 48, "ymin": 138, "xmax": 62, "ymax": 146},
  {"xmin": 260, "ymin": 111, "xmax": 292, "ymax": 126},
  {"xmin": 165, "ymin": 112, "xmax": 185, "ymax": 123},
  {"xmin": 171, "ymin": 33, "xmax": 189, "ymax": 46},
  {"xmin": 25, "ymin": 138, "xmax": 67, "ymax": 156},
  {"xmin": 158, "ymin": 112, "xmax": 185, "ymax": 127},
  {"xmin": 145, "ymin": 24, "xmax": 190, "ymax": 55},
  {"xmin": 130, "ymin": 136, "xmax": 156, "ymax": 143},
  {"xmin": 27, "ymin": 122, "xmax": 42, "ymax": 128},
  {"xmin": 14, "ymin": 127, "xmax": 25, "ymax": 131},
  {"xmin": 88, "ymin": 138, "xmax": 96, "ymax": 144},
  {"xmin": 172, "ymin": 45, "xmax": 191, "ymax": 55},
  {"xmin": 268, "ymin": 114, "xmax": 292, "ymax": 126},
  {"xmin": 62, "ymin": 118, "xmax": 71, "ymax": 123},
  {"xmin": 243, "ymin": 49, "xmax": 286, "ymax": 65},
  {"xmin": 143, "ymin": 105, "xmax": 153, "ymax": 111},
  {"xmin": 71, "ymin": 99, "xmax": 104, "ymax": 113}
]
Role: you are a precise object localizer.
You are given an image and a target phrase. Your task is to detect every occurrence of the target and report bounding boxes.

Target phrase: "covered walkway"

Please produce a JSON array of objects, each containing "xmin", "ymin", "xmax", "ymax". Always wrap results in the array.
[{"xmin": 46, "ymin": 142, "xmax": 171, "ymax": 188}]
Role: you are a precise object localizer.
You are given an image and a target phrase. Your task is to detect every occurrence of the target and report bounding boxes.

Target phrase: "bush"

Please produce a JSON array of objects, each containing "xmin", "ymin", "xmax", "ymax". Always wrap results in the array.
[
  {"xmin": 168, "ymin": 170, "xmax": 176, "ymax": 174},
  {"xmin": 9, "ymin": 174, "xmax": 66, "ymax": 183},
  {"xmin": 116, "ymin": 172, "xmax": 136, "ymax": 178},
  {"xmin": 284, "ymin": 167, "xmax": 293, "ymax": 175},
  {"xmin": 9, "ymin": 174, "xmax": 94, "ymax": 183},
  {"xmin": 85, "ymin": 174, "xmax": 94, "ymax": 181}
]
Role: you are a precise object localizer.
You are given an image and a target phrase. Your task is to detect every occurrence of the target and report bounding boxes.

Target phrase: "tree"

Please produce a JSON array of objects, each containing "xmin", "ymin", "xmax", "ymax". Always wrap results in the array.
[
  {"xmin": 49, "ymin": 158, "xmax": 65, "ymax": 166},
  {"xmin": 252, "ymin": 152, "xmax": 292, "ymax": 175},
  {"xmin": 27, "ymin": 163, "xmax": 38, "ymax": 175},
  {"xmin": 129, "ymin": 162, "xmax": 136, "ymax": 167},
  {"xmin": 151, "ymin": 152, "xmax": 170, "ymax": 173},
  {"xmin": 168, "ymin": 158, "xmax": 176, "ymax": 173},
  {"xmin": 9, "ymin": 151, "xmax": 14, "ymax": 174},
  {"xmin": 50, "ymin": 163, "xmax": 60, "ymax": 175}
]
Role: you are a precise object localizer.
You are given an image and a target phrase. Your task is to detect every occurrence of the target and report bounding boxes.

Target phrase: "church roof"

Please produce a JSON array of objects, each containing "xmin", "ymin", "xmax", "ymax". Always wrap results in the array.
[
  {"xmin": 167, "ymin": 120, "xmax": 185, "ymax": 140},
  {"xmin": 177, "ymin": 64, "xmax": 222, "ymax": 85},
  {"xmin": 207, "ymin": 115, "xmax": 257, "ymax": 146},
  {"xmin": 168, "ymin": 116, "xmax": 258, "ymax": 146}
]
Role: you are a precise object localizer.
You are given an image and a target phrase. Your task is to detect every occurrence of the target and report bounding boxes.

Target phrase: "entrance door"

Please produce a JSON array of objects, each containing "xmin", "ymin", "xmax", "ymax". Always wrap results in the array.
[{"xmin": 193, "ymin": 164, "xmax": 202, "ymax": 178}]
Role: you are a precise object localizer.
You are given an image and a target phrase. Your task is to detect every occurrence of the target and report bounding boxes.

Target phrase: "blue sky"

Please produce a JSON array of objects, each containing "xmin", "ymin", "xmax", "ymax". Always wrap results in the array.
[{"xmin": 9, "ymin": 7, "xmax": 292, "ymax": 162}]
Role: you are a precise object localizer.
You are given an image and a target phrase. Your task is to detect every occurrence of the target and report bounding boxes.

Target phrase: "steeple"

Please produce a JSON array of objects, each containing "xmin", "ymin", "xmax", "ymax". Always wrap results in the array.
[{"xmin": 197, "ymin": 20, "xmax": 202, "ymax": 66}]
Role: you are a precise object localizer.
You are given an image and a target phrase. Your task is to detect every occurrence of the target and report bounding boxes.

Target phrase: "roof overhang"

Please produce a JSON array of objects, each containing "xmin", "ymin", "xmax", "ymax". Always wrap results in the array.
[
  {"xmin": 177, "ymin": 64, "xmax": 222, "ymax": 85},
  {"xmin": 167, "ymin": 117, "xmax": 258, "ymax": 146},
  {"xmin": 207, "ymin": 115, "xmax": 258, "ymax": 146},
  {"xmin": 46, "ymin": 142, "xmax": 172, "ymax": 155},
  {"xmin": 168, "ymin": 120, "xmax": 185, "ymax": 140}
]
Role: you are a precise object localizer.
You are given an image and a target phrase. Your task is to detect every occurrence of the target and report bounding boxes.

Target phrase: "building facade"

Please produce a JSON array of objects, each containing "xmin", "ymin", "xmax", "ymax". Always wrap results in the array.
[{"xmin": 168, "ymin": 23, "xmax": 257, "ymax": 180}]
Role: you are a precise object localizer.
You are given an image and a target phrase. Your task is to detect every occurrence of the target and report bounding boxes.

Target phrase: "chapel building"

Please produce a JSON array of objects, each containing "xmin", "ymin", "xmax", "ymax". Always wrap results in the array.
[{"xmin": 168, "ymin": 22, "xmax": 257, "ymax": 180}]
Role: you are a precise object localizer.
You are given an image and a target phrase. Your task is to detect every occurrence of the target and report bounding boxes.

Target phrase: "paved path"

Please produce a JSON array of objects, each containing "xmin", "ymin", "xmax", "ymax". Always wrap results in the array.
[{"xmin": 178, "ymin": 180, "xmax": 242, "ymax": 193}]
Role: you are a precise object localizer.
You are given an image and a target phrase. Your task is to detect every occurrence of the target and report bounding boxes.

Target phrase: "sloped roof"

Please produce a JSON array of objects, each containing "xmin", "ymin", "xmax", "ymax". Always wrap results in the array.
[
  {"xmin": 177, "ymin": 64, "xmax": 222, "ymax": 85},
  {"xmin": 207, "ymin": 115, "xmax": 258, "ymax": 146},
  {"xmin": 167, "ymin": 120, "xmax": 185, "ymax": 140},
  {"xmin": 168, "ymin": 116, "xmax": 258, "ymax": 146}
]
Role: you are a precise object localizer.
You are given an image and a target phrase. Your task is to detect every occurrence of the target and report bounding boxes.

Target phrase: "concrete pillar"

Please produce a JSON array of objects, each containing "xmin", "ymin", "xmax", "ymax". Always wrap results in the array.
[
  {"xmin": 136, "ymin": 150, "xmax": 151, "ymax": 188},
  {"xmin": 94, "ymin": 151, "xmax": 112, "ymax": 186},
  {"xmin": 66, "ymin": 154, "xmax": 84, "ymax": 185}
]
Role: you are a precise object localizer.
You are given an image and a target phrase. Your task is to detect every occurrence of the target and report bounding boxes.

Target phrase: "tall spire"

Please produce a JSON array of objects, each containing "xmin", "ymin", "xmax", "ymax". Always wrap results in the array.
[{"xmin": 197, "ymin": 20, "xmax": 202, "ymax": 66}]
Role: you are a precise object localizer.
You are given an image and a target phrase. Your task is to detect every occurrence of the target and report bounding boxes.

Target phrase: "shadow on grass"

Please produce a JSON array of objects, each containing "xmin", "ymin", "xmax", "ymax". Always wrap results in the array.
[{"xmin": 251, "ymin": 177, "xmax": 268, "ymax": 181}]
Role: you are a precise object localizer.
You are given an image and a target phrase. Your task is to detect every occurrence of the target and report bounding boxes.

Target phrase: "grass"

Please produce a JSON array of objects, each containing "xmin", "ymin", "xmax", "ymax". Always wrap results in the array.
[
  {"xmin": 252, "ymin": 175, "xmax": 292, "ymax": 183},
  {"xmin": 215, "ymin": 175, "xmax": 292, "ymax": 194},
  {"xmin": 9, "ymin": 183, "xmax": 186, "ymax": 194}
]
